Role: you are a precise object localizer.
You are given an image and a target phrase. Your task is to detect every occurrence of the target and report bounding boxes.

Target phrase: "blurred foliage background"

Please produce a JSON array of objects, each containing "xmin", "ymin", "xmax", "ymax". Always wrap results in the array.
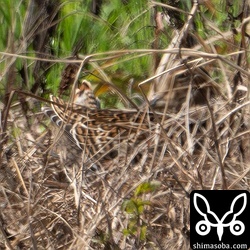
[{"xmin": 0, "ymin": 0, "xmax": 248, "ymax": 107}]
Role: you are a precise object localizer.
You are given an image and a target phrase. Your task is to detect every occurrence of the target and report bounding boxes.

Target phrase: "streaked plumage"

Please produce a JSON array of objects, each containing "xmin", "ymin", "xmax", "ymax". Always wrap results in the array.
[
  {"xmin": 42, "ymin": 80, "xmax": 165, "ymax": 159},
  {"xmin": 74, "ymin": 80, "xmax": 100, "ymax": 109},
  {"xmin": 42, "ymin": 80, "xmax": 101, "ymax": 167},
  {"xmin": 43, "ymin": 80, "xmax": 148, "ymax": 159},
  {"xmin": 48, "ymin": 95, "xmax": 157, "ymax": 156}
]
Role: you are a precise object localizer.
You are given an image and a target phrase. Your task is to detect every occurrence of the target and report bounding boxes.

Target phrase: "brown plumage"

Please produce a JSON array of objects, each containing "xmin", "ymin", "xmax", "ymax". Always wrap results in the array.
[
  {"xmin": 43, "ymin": 80, "xmax": 161, "ymax": 160},
  {"xmin": 42, "ymin": 80, "xmax": 101, "ymax": 168},
  {"xmin": 73, "ymin": 80, "xmax": 100, "ymax": 109},
  {"xmin": 48, "ymin": 95, "xmax": 158, "ymax": 156}
]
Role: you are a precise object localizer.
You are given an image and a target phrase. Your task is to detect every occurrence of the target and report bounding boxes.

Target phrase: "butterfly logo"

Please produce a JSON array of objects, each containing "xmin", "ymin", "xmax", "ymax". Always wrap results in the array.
[{"xmin": 193, "ymin": 193, "xmax": 247, "ymax": 241}]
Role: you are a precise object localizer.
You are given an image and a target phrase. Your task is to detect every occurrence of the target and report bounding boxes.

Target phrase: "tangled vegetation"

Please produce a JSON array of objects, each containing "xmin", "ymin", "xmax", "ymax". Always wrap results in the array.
[{"xmin": 0, "ymin": 0, "xmax": 249, "ymax": 249}]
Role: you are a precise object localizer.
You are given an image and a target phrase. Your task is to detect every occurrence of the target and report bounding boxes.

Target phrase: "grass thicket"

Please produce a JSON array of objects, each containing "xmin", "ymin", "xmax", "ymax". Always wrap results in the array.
[{"xmin": 0, "ymin": 0, "xmax": 249, "ymax": 249}]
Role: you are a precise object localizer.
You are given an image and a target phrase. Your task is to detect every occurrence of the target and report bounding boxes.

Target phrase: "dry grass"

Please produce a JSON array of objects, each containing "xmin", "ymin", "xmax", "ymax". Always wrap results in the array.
[
  {"xmin": 0, "ymin": 49, "xmax": 249, "ymax": 249},
  {"xmin": 0, "ymin": 7, "xmax": 250, "ymax": 249}
]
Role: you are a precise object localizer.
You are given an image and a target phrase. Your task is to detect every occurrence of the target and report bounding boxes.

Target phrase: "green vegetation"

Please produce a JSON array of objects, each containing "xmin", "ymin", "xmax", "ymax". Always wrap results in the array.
[
  {"xmin": 0, "ymin": 0, "xmax": 247, "ymax": 100},
  {"xmin": 122, "ymin": 182, "xmax": 160, "ymax": 243},
  {"xmin": 0, "ymin": 1, "xmax": 249, "ymax": 249}
]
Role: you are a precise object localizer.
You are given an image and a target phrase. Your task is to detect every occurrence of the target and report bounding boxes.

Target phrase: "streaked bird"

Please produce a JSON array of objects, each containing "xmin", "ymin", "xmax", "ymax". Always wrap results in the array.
[
  {"xmin": 47, "ymin": 95, "xmax": 156, "ymax": 157},
  {"xmin": 42, "ymin": 80, "xmax": 164, "ymax": 160},
  {"xmin": 42, "ymin": 80, "xmax": 101, "ymax": 169},
  {"xmin": 73, "ymin": 80, "xmax": 100, "ymax": 109}
]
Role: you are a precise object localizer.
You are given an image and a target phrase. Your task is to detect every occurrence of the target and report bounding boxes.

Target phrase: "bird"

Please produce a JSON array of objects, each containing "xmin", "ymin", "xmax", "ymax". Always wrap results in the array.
[
  {"xmin": 42, "ymin": 80, "xmax": 164, "ymax": 161},
  {"xmin": 48, "ymin": 96, "xmax": 156, "ymax": 157},
  {"xmin": 43, "ymin": 80, "xmax": 99, "ymax": 127},
  {"xmin": 43, "ymin": 78, "xmax": 221, "ymax": 174},
  {"xmin": 73, "ymin": 80, "xmax": 100, "ymax": 109},
  {"xmin": 42, "ymin": 80, "xmax": 102, "ymax": 171}
]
